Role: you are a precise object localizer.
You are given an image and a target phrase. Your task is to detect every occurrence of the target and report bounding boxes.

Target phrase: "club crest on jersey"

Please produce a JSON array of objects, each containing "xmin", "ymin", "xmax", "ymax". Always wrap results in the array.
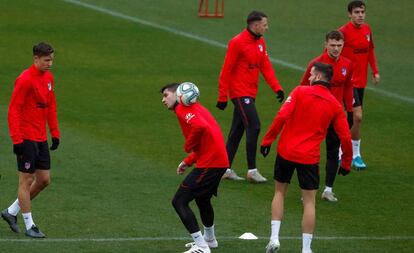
[
  {"xmin": 366, "ymin": 34, "xmax": 370, "ymax": 42},
  {"xmin": 244, "ymin": 98, "xmax": 250, "ymax": 104},
  {"xmin": 48, "ymin": 82, "xmax": 52, "ymax": 91},
  {"xmin": 285, "ymin": 96, "xmax": 292, "ymax": 103},
  {"xmin": 342, "ymin": 67, "xmax": 347, "ymax": 76},
  {"xmin": 258, "ymin": 44, "xmax": 263, "ymax": 52},
  {"xmin": 185, "ymin": 113, "xmax": 195, "ymax": 123},
  {"xmin": 25, "ymin": 162, "xmax": 31, "ymax": 170}
]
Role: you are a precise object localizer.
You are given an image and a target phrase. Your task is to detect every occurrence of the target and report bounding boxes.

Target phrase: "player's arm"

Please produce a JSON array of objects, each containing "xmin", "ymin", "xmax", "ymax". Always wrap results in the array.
[
  {"xmin": 8, "ymin": 78, "xmax": 27, "ymax": 145},
  {"xmin": 332, "ymin": 109, "xmax": 352, "ymax": 172},
  {"xmin": 260, "ymin": 46, "xmax": 284, "ymax": 101},
  {"xmin": 181, "ymin": 113, "xmax": 208, "ymax": 153},
  {"xmin": 261, "ymin": 88, "xmax": 298, "ymax": 147},
  {"xmin": 368, "ymin": 32, "xmax": 380, "ymax": 84},
  {"xmin": 177, "ymin": 152, "xmax": 198, "ymax": 175},
  {"xmin": 344, "ymin": 64, "xmax": 354, "ymax": 113},
  {"xmin": 218, "ymin": 39, "xmax": 239, "ymax": 103}
]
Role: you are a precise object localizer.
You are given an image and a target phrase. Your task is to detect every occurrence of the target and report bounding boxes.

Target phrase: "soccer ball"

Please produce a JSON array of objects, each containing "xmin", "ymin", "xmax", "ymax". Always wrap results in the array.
[{"xmin": 176, "ymin": 82, "xmax": 200, "ymax": 106}]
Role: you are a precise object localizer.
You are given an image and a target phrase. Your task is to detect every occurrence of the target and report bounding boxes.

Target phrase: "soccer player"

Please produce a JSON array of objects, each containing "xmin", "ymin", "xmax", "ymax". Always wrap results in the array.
[
  {"xmin": 299, "ymin": 31, "xmax": 353, "ymax": 202},
  {"xmin": 161, "ymin": 83, "xmax": 229, "ymax": 253},
  {"xmin": 260, "ymin": 62, "xmax": 352, "ymax": 253},
  {"xmin": 217, "ymin": 10, "xmax": 284, "ymax": 183},
  {"xmin": 339, "ymin": 0, "xmax": 380, "ymax": 169},
  {"xmin": 1, "ymin": 42, "xmax": 60, "ymax": 238}
]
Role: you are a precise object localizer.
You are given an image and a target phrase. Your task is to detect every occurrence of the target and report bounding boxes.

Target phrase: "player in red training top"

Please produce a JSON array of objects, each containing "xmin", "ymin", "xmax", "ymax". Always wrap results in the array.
[
  {"xmin": 217, "ymin": 10, "xmax": 284, "ymax": 183},
  {"xmin": 299, "ymin": 31, "xmax": 353, "ymax": 202},
  {"xmin": 161, "ymin": 83, "xmax": 229, "ymax": 253},
  {"xmin": 260, "ymin": 62, "xmax": 352, "ymax": 253},
  {"xmin": 1, "ymin": 42, "xmax": 60, "ymax": 238},
  {"xmin": 339, "ymin": 0, "xmax": 380, "ymax": 169}
]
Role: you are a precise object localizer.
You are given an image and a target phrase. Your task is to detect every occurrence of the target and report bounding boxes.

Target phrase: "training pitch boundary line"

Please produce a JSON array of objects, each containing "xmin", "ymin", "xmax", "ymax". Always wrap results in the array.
[
  {"xmin": 0, "ymin": 235, "xmax": 413, "ymax": 242},
  {"xmin": 63, "ymin": 0, "xmax": 414, "ymax": 105}
]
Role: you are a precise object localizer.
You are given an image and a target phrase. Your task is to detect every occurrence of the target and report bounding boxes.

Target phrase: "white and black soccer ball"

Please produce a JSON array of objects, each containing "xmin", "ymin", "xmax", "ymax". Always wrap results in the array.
[{"xmin": 176, "ymin": 82, "xmax": 200, "ymax": 106}]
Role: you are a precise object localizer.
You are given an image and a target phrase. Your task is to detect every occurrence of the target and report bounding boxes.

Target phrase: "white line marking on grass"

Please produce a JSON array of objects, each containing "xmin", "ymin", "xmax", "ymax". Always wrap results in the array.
[
  {"xmin": 0, "ymin": 235, "xmax": 413, "ymax": 242},
  {"xmin": 63, "ymin": 0, "xmax": 414, "ymax": 104}
]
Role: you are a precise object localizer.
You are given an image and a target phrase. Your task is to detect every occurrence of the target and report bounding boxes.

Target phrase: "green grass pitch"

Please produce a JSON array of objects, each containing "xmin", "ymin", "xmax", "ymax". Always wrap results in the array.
[{"xmin": 0, "ymin": 0, "xmax": 413, "ymax": 252}]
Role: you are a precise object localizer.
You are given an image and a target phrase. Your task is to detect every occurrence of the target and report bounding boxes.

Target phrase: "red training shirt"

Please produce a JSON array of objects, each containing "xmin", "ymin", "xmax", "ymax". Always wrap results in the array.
[
  {"xmin": 299, "ymin": 51, "xmax": 354, "ymax": 112},
  {"xmin": 8, "ymin": 64, "xmax": 60, "ymax": 144},
  {"xmin": 339, "ymin": 22, "xmax": 379, "ymax": 88},
  {"xmin": 218, "ymin": 29, "xmax": 282, "ymax": 101},
  {"xmin": 261, "ymin": 84, "xmax": 352, "ymax": 170},
  {"xmin": 175, "ymin": 103, "xmax": 229, "ymax": 168}
]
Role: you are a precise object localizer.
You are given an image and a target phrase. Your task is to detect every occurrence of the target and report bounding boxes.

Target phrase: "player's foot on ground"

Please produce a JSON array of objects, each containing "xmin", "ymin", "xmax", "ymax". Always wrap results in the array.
[
  {"xmin": 25, "ymin": 225, "xmax": 46, "ymax": 238},
  {"xmin": 221, "ymin": 169, "xmax": 244, "ymax": 180},
  {"xmin": 322, "ymin": 191, "xmax": 338, "ymax": 202},
  {"xmin": 182, "ymin": 244, "xmax": 210, "ymax": 253},
  {"xmin": 352, "ymin": 156, "xmax": 367, "ymax": 170},
  {"xmin": 247, "ymin": 170, "xmax": 267, "ymax": 183},
  {"xmin": 185, "ymin": 238, "xmax": 218, "ymax": 249},
  {"xmin": 302, "ymin": 249, "xmax": 313, "ymax": 253},
  {"xmin": 1, "ymin": 209, "xmax": 20, "ymax": 233},
  {"xmin": 265, "ymin": 239, "xmax": 280, "ymax": 253}
]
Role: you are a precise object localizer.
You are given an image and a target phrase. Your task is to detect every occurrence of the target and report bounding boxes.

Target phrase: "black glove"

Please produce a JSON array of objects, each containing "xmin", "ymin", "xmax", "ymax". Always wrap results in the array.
[
  {"xmin": 216, "ymin": 101, "xmax": 227, "ymax": 110},
  {"xmin": 347, "ymin": 111, "xmax": 353, "ymax": 129},
  {"xmin": 260, "ymin": 145, "xmax": 271, "ymax": 157},
  {"xmin": 50, "ymin": 137, "xmax": 60, "ymax": 151},
  {"xmin": 13, "ymin": 143, "xmax": 24, "ymax": 156},
  {"xmin": 338, "ymin": 166, "xmax": 350, "ymax": 176},
  {"xmin": 276, "ymin": 90, "xmax": 285, "ymax": 103}
]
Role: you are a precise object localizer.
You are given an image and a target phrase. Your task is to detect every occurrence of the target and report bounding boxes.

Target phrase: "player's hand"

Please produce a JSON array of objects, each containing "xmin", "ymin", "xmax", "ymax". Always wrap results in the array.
[
  {"xmin": 176, "ymin": 161, "xmax": 188, "ymax": 175},
  {"xmin": 50, "ymin": 137, "xmax": 60, "ymax": 151},
  {"xmin": 13, "ymin": 142, "xmax": 24, "ymax": 156},
  {"xmin": 260, "ymin": 145, "xmax": 271, "ymax": 157},
  {"xmin": 216, "ymin": 101, "xmax": 227, "ymax": 110},
  {"xmin": 276, "ymin": 90, "xmax": 284, "ymax": 103},
  {"xmin": 372, "ymin": 73, "xmax": 380, "ymax": 85},
  {"xmin": 338, "ymin": 166, "xmax": 350, "ymax": 176},
  {"xmin": 346, "ymin": 111, "xmax": 353, "ymax": 128}
]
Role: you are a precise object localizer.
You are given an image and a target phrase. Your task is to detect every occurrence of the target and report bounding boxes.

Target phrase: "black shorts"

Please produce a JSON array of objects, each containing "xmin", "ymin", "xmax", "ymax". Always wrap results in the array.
[
  {"xmin": 17, "ymin": 140, "xmax": 51, "ymax": 174},
  {"xmin": 353, "ymin": 88, "xmax": 365, "ymax": 107},
  {"xmin": 176, "ymin": 168, "xmax": 226, "ymax": 199},
  {"xmin": 274, "ymin": 155, "xmax": 319, "ymax": 190}
]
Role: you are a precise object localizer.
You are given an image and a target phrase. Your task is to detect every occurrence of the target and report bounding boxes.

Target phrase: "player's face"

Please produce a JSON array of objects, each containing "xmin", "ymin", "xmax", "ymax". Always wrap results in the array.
[
  {"xmin": 349, "ymin": 6, "xmax": 365, "ymax": 26},
  {"xmin": 325, "ymin": 39, "xmax": 344, "ymax": 60},
  {"xmin": 34, "ymin": 53, "xmax": 54, "ymax": 72},
  {"xmin": 252, "ymin": 18, "xmax": 268, "ymax": 36},
  {"xmin": 308, "ymin": 66, "xmax": 322, "ymax": 84},
  {"xmin": 162, "ymin": 89, "xmax": 177, "ymax": 110}
]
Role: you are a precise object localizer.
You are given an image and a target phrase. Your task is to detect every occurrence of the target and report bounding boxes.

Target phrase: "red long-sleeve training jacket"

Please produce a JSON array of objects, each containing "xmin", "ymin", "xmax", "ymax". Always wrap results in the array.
[
  {"xmin": 8, "ymin": 64, "xmax": 60, "ymax": 144},
  {"xmin": 261, "ymin": 84, "xmax": 352, "ymax": 170},
  {"xmin": 299, "ymin": 51, "xmax": 354, "ymax": 112},
  {"xmin": 218, "ymin": 29, "xmax": 282, "ymax": 102},
  {"xmin": 339, "ymin": 22, "xmax": 379, "ymax": 88},
  {"xmin": 175, "ymin": 103, "xmax": 229, "ymax": 168}
]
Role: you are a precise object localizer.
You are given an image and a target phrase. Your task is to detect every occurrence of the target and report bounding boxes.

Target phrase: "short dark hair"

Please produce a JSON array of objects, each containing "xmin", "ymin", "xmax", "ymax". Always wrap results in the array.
[
  {"xmin": 33, "ymin": 42, "xmax": 54, "ymax": 57},
  {"xmin": 246, "ymin": 11, "xmax": 267, "ymax": 25},
  {"xmin": 325, "ymin": 30, "xmax": 344, "ymax": 42},
  {"xmin": 160, "ymin": 83, "xmax": 179, "ymax": 93},
  {"xmin": 348, "ymin": 0, "xmax": 366, "ymax": 13},
  {"xmin": 312, "ymin": 62, "xmax": 333, "ymax": 82}
]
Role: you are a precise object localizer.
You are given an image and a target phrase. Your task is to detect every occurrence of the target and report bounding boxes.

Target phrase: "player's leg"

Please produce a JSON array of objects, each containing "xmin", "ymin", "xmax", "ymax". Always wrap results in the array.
[
  {"xmin": 266, "ymin": 155, "xmax": 294, "ymax": 253},
  {"xmin": 237, "ymin": 97, "xmax": 266, "ymax": 183},
  {"xmin": 195, "ymin": 197, "xmax": 217, "ymax": 248},
  {"xmin": 322, "ymin": 125, "xmax": 340, "ymax": 202},
  {"xmin": 297, "ymin": 163, "xmax": 319, "ymax": 253},
  {"xmin": 30, "ymin": 141, "xmax": 51, "ymax": 199},
  {"xmin": 222, "ymin": 98, "xmax": 245, "ymax": 180},
  {"xmin": 351, "ymin": 88, "xmax": 366, "ymax": 170}
]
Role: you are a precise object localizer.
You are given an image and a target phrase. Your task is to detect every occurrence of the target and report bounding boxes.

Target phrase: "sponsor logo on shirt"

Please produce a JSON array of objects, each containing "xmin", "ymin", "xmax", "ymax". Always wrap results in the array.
[
  {"xmin": 48, "ymin": 82, "xmax": 52, "ymax": 91},
  {"xmin": 286, "ymin": 96, "xmax": 292, "ymax": 103},
  {"xmin": 185, "ymin": 113, "xmax": 195, "ymax": 123},
  {"xmin": 365, "ymin": 34, "xmax": 370, "ymax": 42},
  {"xmin": 342, "ymin": 67, "xmax": 347, "ymax": 76},
  {"xmin": 258, "ymin": 44, "xmax": 263, "ymax": 52},
  {"xmin": 244, "ymin": 98, "xmax": 250, "ymax": 104},
  {"xmin": 353, "ymin": 48, "xmax": 368, "ymax": 54}
]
